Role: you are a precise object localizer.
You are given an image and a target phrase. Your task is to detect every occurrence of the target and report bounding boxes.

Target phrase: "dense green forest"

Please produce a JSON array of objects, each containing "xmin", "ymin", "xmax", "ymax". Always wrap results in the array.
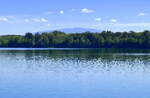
[{"xmin": 0, "ymin": 30, "xmax": 150, "ymax": 48}]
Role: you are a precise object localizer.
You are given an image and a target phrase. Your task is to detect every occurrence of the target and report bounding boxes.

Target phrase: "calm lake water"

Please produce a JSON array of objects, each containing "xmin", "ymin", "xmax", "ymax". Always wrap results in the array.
[{"xmin": 0, "ymin": 48, "xmax": 150, "ymax": 98}]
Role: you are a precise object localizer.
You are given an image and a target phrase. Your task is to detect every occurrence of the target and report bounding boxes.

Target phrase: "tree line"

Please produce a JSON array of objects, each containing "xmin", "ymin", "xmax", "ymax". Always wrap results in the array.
[{"xmin": 0, "ymin": 30, "xmax": 150, "ymax": 48}]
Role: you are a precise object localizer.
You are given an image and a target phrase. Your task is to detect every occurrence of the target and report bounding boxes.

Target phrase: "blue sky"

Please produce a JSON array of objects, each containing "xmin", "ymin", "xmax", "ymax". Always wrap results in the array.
[{"xmin": 0, "ymin": 0, "xmax": 150, "ymax": 34}]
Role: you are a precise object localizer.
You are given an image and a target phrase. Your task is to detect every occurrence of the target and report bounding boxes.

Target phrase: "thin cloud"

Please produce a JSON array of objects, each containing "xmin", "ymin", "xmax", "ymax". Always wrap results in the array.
[
  {"xmin": 95, "ymin": 18, "xmax": 102, "ymax": 22},
  {"xmin": 111, "ymin": 19, "xmax": 117, "ymax": 23},
  {"xmin": 0, "ymin": 17, "xmax": 8, "ymax": 21},
  {"xmin": 24, "ymin": 19, "xmax": 30, "ymax": 23},
  {"xmin": 46, "ymin": 24, "xmax": 51, "ymax": 27},
  {"xmin": 60, "ymin": 10, "xmax": 64, "ymax": 14},
  {"xmin": 138, "ymin": 13, "xmax": 146, "ymax": 16},
  {"xmin": 41, "ymin": 18, "xmax": 48, "ymax": 22},
  {"xmin": 114, "ymin": 23, "xmax": 150, "ymax": 27},
  {"xmin": 32, "ymin": 18, "xmax": 48, "ymax": 23},
  {"xmin": 71, "ymin": 9, "xmax": 76, "ymax": 12},
  {"xmin": 93, "ymin": 23, "xmax": 150, "ymax": 27},
  {"xmin": 81, "ymin": 8, "xmax": 94, "ymax": 13},
  {"xmin": 45, "ymin": 11, "xmax": 54, "ymax": 15}
]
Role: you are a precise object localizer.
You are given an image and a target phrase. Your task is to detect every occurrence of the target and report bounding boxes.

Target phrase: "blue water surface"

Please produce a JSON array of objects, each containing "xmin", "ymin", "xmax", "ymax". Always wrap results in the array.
[{"xmin": 0, "ymin": 48, "xmax": 150, "ymax": 98}]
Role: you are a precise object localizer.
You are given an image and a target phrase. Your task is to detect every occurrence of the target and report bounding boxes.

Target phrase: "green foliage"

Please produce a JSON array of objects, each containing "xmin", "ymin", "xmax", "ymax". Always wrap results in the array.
[{"xmin": 0, "ymin": 30, "xmax": 150, "ymax": 48}]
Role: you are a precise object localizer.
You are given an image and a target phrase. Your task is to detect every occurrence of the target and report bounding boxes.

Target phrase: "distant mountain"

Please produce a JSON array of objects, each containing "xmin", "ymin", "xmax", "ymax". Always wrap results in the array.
[
  {"xmin": 58, "ymin": 27, "xmax": 101, "ymax": 33},
  {"xmin": 39, "ymin": 27, "xmax": 101, "ymax": 33}
]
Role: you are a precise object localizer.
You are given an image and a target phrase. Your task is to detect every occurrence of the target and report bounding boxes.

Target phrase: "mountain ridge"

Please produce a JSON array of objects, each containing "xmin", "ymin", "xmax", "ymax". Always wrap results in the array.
[{"xmin": 39, "ymin": 27, "xmax": 101, "ymax": 33}]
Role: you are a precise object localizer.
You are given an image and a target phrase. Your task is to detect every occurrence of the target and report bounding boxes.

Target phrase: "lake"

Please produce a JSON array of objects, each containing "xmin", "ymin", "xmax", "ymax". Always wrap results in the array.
[{"xmin": 0, "ymin": 48, "xmax": 150, "ymax": 98}]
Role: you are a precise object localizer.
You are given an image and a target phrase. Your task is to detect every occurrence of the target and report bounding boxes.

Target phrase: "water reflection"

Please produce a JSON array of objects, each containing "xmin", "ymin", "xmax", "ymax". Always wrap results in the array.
[
  {"xmin": 0, "ymin": 48, "xmax": 150, "ymax": 74},
  {"xmin": 1, "ymin": 48, "xmax": 150, "ymax": 98}
]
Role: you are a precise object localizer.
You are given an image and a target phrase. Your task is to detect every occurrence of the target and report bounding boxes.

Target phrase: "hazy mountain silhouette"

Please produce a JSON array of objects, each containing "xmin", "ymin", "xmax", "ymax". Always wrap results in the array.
[{"xmin": 40, "ymin": 27, "xmax": 101, "ymax": 33}]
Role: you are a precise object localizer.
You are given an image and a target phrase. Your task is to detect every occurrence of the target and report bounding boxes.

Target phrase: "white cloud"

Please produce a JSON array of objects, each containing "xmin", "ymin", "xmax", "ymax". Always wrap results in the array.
[
  {"xmin": 95, "ymin": 18, "xmax": 102, "ymax": 22},
  {"xmin": 111, "ymin": 19, "xmax": 117, "ymax": 23},
  {"xmin": 60, "ymin": 10, "xmax": 64, "ymax": 14},
  {"xmin": 81, "ymin": 8, "xmax": 94, "ymax": 13},
  {"xmin": 138, "ymin": 13, "xmax": 146, "ymax": 16},
  {"xmin": 0, "ymin": 17, "xmax": 8, "ymax": 21},
  {"xmin": 41, "ymin": 18, "xmax": 48, "ymax": 22},
  {"xmin": 32, "ymin": 18, "xmax": 48, "ymax": 23}
]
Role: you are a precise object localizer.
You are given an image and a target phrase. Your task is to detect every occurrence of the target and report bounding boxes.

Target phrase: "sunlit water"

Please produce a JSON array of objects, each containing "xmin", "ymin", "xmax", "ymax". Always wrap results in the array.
[{"xmin": 0, "ymin": 48, "xmax": 150, "ymax": 98}]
